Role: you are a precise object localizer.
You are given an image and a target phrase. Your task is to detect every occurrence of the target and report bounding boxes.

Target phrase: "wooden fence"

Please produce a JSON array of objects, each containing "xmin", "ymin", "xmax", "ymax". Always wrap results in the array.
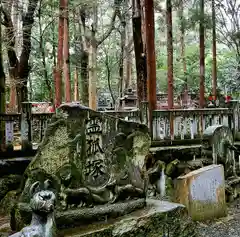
[{"xmin": 0, "ymin": 101, "xmax": 239, "ymax": 151}]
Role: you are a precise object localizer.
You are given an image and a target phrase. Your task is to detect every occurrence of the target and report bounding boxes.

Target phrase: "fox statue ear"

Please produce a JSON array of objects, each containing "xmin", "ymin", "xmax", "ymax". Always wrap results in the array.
[
  {"xmin": 44, "ymin": 179, "xmax": 52, "ymax": 190},
  {"xmin": 30, "ymin": 181, "xmax": 40, "ymax": 196}
]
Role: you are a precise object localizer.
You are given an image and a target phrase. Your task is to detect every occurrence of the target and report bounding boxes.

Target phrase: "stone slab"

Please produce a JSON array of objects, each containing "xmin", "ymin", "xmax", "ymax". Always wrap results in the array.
[
  {"xmin": 175, "ymin": 164, "xmax": 227, "ymax": 221},
  {"xmin": 11, "ymin": 199, "xmax": 146, "ymax": 230},
  {"xmin": 59, "ymin": 199, "xmax": 196, "ymax": 237},
  {"xmin": 1, "ymin": 200, "xmax": 197, "ymax": 237}
]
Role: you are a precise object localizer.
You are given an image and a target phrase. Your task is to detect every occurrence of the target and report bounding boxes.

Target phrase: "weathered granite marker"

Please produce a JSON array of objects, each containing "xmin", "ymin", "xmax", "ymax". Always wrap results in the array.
[{"xmin": 175, "ymin": 164, "xmax": 227, "ymax": 221}]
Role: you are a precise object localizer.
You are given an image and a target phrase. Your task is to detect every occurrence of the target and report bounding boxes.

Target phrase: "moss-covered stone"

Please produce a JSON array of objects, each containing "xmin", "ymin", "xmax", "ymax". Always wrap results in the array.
[
  {"xmin": 59, "ymin": 199, "xmax": 197, "ymax": 237},
  {"xmin": 166, "ymin": 159, "xmax": 180, "ymax": 177},
  {"xmin": 11, "ymin": 103, "xmax": 152, "ymax": 230},
  {"xmin": 0, "ymin": 175, "xmax": 21, "ymax": 202},
  {"xmin": 174, "ymin": 164, "xmax": 227, "ymax": 221},
  {"xmin": 0, "ymin": 191, "xmax": 18, "ymax": 216}
]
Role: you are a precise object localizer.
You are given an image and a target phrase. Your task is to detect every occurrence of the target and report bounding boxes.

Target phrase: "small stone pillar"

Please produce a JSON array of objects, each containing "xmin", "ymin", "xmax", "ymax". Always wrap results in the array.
[
  {"xmin": 21, "ymin": 102, "xmax": 32, "ymax": 151},
  {"xmin": 140, "ymin": 101, "xmax": 148, "ymax": 125},
  {"xmin": 174, "ymin": 164, "xmax": 227, "ymax": 221}
]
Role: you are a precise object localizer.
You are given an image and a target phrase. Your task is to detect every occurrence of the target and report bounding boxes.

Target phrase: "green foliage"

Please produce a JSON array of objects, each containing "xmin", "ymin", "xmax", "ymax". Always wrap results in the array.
[{"xmin": 4, "ymin": 0, "xmax": 239, "ymax": 102}]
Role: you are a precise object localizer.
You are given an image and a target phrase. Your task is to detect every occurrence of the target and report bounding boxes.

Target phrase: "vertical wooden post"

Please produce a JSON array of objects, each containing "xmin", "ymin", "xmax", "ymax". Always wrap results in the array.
[
  {"xmin": 145, "ymin": 0, "xmax": 157, "ymax": 136},
  {"xmin": 199, "ymin": 0, "xmax": 205, "ymax": 108}
]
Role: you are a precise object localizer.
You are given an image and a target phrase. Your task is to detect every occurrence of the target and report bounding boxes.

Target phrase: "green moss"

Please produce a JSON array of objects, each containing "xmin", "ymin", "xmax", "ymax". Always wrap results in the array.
[
  {"xmin": 166, "ymin": 159, "xmax": 180, "ymax": 177},
  {"xmin": 190, "ymin": 200, "xmax": 227, "ymax": 221},
  {"xmin": 58, "ymin": 201, "xmax": 197, "ymax": 237},
  {"xmin": 0, "ymin": 191, "xmax": 18, "ymax": 216}
]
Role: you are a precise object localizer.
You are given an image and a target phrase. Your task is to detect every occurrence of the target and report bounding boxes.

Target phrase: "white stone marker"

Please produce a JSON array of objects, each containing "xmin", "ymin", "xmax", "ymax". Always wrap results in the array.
[{"xmin": 175, "ymin": 164, "xmax": 227, "ymax": 221}]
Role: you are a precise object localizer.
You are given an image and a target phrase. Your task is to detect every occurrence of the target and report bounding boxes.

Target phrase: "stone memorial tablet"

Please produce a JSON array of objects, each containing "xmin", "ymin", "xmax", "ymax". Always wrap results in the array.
[{"xmin": 175, "ymin": 164, "xmax": 226, "ymax": 221}]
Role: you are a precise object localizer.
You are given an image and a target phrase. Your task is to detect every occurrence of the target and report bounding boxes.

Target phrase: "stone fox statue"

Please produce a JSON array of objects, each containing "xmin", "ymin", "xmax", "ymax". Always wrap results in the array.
[{"xmin": 9, "ymin": 180, "xmax": 57, "ymax": 237}]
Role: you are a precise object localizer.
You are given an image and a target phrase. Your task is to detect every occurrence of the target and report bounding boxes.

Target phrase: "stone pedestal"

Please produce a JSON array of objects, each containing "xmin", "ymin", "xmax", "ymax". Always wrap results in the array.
[
  {"xmin": 0, "ymin": 200, "xmax": 197, "ymax": 237},
  {"xmin": 59, "ymin": 199, "xmax": 196, "ymax": 237},
  {"xmin": 175, "ymin": 164, "xmax": 227, "ymax": 221}
]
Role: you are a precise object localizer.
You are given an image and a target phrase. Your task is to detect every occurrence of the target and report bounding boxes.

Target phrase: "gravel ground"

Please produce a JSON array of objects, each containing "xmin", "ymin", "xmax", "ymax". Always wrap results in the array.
[{"xmin": 197, "ymin": 201, "xmax": 240, "ymax": 237}]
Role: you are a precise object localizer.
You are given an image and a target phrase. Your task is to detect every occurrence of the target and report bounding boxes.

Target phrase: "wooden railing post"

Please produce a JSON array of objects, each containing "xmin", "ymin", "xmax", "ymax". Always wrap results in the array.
[
  {"xmin": 21, "ymin": 102, "xmax": 32, "ymax": 151},
  {"xmin": 230, "ymin": 100, "xmax": 239, "ymax": 138}
]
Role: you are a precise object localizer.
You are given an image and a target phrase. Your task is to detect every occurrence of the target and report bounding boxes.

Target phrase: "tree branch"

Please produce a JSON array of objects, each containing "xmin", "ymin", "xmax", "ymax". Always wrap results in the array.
[
  {"xmin": 0, "ymin": 6, "xmax": 18, "ymax": 68},
  {"xmin": 96, "ymin": 9, "xmax": 117, "ymax": 47},
  {"xmin": 18, "ymin": 0, "xmax": 39, "ymax": 78}
]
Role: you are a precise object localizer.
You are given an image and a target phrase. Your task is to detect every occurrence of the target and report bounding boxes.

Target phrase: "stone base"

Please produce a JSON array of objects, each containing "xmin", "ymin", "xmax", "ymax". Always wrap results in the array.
[
  {"xmin": 11, "ymin": 199, "xmax": 146, "ymax": 231},
  {"xmin": 59, "ymin": 199, "xmax": 196, "ymax": 237},
  {"xmin": 2, "ymin": 199, "xmax": 197, "ymax": 237}
]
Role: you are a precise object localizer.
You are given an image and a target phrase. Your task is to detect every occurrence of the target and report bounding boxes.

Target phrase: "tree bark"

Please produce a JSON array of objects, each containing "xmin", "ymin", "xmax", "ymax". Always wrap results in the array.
[
  {"xmin": 199, "ymin": 0, "xmax": 205, "ymax": 108},
  {"xmin": 55, "ymin": 0, "xmax": 64, "ymax": 107},
  {"xmin": 9, "ymin": 0, "xmax": 17, "ymax": 111},
  {"xmin": 78, "ymin": 8, "xmax": 89, "ymax": 106},
  {"xmin": 145, "ymin": 0, "xmax": 157, "ymax": 134},
  {"xmin": 88, "ymin": 5, "xmax": 98, "ymax": 110},
  {"xmin": 212, "ymin": 0, "xmax": 217, "ymax": 98},
  {"xmin": 119, "ymin": 5, "xmax": 126, "ymax": 99},
  {"xmin": 0, "ymin": 4, "xmax": 6, "ymax": 151},
  {"xmin": 125, "ymin": 9, "xmax": 133, "ymax": 89},
  {"xmin": 179, "ymin": 0, "xmax": 186, "ymax": 73},
  {"xmin": 73, "ymin": 10, "xmax": 79, "ymax": 102},
  {"xmin": 132, "ymin": 0, "xmax": 147, "ymax": 105},
  {"xmin": 1, "ymin": 0, "xmax": 38, "ymax": 112},
  {"xmin": 74, "ymin": 67, "xmax": 79, "ymax": 101},
  {"xmin": 63, "ymin": 0, "xmax": 71, "ymax": 102},
  {"xmin": 38, "ymin": 0, "xmax": 53, "ymax": 103},
  {"xmin": 166, "ymin": 0, "xmax": 174, "ymax": 109}
]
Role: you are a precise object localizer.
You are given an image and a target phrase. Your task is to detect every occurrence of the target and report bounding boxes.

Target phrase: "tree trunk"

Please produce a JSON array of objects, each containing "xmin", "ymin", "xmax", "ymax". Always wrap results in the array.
[
  {"xmin": 80, "ymin": 51, "xmax": 89, "ymax": 106},
  {"xmin": 55, "ymin": 0, "xmax": 64, "ymax": 107},
  {"xmin": 2, "ymin": 0, "xmax": 38, "ymax": 112},
  {"xmin": 88, "ymin": 5, "xmax": 98, "ymax": 110},
  {"xmin": 179, "ymin": 0, "xmax": 186, "ymax": 73},
  {"xmin": 0, "ymin": 6, "xmax": 6, "ymax": 151},
  {"xmin": 74, "ymin": 67, "xmax": 79, "ymax": 101},
  {"xmin": 140, "ymin": 0, "xmax": 146, "ymax": 53},
  {"xmin": 63, "ymin": 0, "xmax": 71, "ymax": 102},
  {"xmin": 199, "ymin": 0, "xmax": 205, "ymax": 108},
  {"xmin": 9, "ymin": 0, "xmax": 17, "ymax": 111},
  {"xmin": 212, "ymin": 0, "xmax": 217, "ymax": 98},
  {"xmin": 119, "ymin": 7, "xmax": 126, "ymax": 99},
  {"xmin": 38, "ymin": 2, "xmax": 53, "ymax": 103},
  {"xmin": 73, "ymin": 10, "xmax": 79, "ymax": 102},
  {"xmin": 145, "ymin": 0, "xmax": 157, "ymax": 133},
  {"xmin": 78, "ymin": 8, "xmax": 89, "ymax": 106},
  {"xmin": 125, "ymin": 11, "xmax": 133, "ymax": 89},
  {"xmin": 132, "ymin": 0, "xmax": 147, "ymax": 105},
  {"xmin": 166, "ymin": 0, "xmax": 173, "ymax": 109},
  {"xmin": 105, "ymin": 55, "xmax": 115, "ymax": 106}
]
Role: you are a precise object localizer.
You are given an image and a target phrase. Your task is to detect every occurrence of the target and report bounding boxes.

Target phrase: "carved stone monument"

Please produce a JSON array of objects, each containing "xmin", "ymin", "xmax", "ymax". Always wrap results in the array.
[
  {"xmin": 11, "ymin": 103, "xmax": 151, "ymax": 230},
  {"xmin": 175, "ymin": 164, "xmax": 227, "ymax": 221}
]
